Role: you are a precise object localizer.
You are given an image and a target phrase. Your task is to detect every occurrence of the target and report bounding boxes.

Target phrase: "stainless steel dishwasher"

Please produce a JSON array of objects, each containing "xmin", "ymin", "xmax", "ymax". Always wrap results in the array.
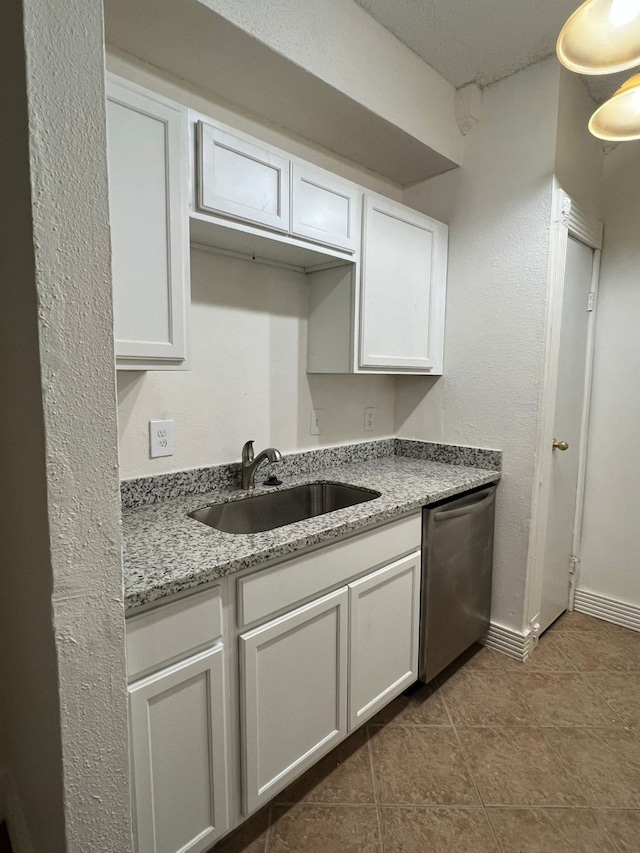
[{"xmin": 419, "ymin": 484, "xmax": 497, "ymax": 683}]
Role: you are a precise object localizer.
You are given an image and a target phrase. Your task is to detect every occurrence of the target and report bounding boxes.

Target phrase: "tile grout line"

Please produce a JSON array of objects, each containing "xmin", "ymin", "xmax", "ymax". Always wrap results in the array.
[
  {"xmin": 535, "ymin": 723, "xmax": 595, "ymax": 809},
  {"xmin": 589, "ymin": 808, "xmax": 627, "ymax": 853},
  {"xmin": 581, "ymin": 671, "xmax": 637, "ymax": 729},
  {"xmin": 497, "ymin": 640, "xmax": 638, "ymax": 732},
  {"xmin": 263, "ymin": 807, "xmax": 272, "ymax": 853},
  {"xmin": 506, "ymin": 665, "xmax": 595, "ymax": 812},
  {"xmin": 440, "ymin": 680, "xmax": 503, "ymax": 853},
  {"xmin": 536, "ymin": 619, "xmax": 640, "ymax": 801},
  {"xmin": 365, "ymin": 725, "xmax": 385, "ymax": 853}
]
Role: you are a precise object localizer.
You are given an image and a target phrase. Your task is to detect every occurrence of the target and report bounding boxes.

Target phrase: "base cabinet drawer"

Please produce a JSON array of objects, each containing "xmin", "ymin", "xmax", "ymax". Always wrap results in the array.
[
  {"xmin": 239, "ymin": 588, "xmax": 349, "ymax": 815},
  {"xmin": 129, "ymin": 645, "xmax": 228, "ymax": 853},
  {"xmin": 126, "ymin": 586, "xmax": 223, "ymax": 681},
  {"xmin": 349, "ymin": 551, "xmax": 421, "ymax": 729}
]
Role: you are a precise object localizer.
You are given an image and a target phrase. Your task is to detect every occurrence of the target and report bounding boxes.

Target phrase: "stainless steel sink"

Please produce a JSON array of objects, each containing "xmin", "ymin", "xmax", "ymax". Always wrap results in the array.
[{"xmin": 188, "ymin": 482, "xmax": 381, "ymax": 534}]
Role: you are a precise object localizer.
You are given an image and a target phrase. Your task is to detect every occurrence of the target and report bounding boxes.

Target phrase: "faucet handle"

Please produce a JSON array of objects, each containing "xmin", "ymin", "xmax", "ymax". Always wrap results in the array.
[{"xmin": 242, "ymin": 440, "xmax": 254, "ymax": 463}]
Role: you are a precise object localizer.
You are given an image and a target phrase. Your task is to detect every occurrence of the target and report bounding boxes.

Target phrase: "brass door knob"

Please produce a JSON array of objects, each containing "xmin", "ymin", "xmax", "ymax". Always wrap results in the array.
[{"xmin": 552, "ymin": 438, "xmax": 569, "ymax": 451}]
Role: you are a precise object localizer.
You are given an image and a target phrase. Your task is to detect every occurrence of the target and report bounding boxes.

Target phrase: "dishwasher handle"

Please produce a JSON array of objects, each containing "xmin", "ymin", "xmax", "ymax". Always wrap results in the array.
[{"xmin": 433, "ymin": 487, "xmax": 495, "ymax": 522}]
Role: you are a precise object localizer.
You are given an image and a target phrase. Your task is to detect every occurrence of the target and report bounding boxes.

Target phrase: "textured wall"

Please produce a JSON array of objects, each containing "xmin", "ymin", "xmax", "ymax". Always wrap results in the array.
[
  {"xmin": 578, "ymin": 142, "xmax": 640, "ymax": 608},
  {"xmin": 15, "ymin": 0, "xmax": 132, "ymax": 850},
  {"xmin": 200, "ymin": 0, "xmax": 461, "ymax": 165},
  {"xmin": 0, "ymin": 2, "xmax": 66, "ymax": 848},
  {"xmin": 555, "ymin": 69, "xmax": 604, "ymax": 218},
  {"xmin": 397, "ymin": 59, "xmax": 560, "ymax": 632}
]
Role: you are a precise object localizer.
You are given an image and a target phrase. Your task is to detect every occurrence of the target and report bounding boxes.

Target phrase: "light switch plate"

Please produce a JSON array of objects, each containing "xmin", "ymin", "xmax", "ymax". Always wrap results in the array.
[
  {"xmin": 149, "ymin": 419, "xmax": 175, "ymax": 457},
  {"xmin": 309, "ymin": 409, "xmax": 324, "ymax": 436},
  {"xmin": 364, "ymin": 407, "xmax": 375, "ymax": 431}
]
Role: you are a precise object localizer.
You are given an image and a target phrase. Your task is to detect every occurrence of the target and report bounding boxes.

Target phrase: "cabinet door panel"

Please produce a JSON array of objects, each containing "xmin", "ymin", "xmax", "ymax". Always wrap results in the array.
[
  {"xmin": 106, "ymin": 79, "xmax": 188, "ymax": 367},
  {"xmin": 129, "ymin": 645, "xmax": 228, "ymax": 853},
  {"xmin": 240, "ymin": 588, "xmax": 348, "ymax": 814},
  {"xmin": 197, "ymin": 122, "xmax": 290, "ymax": 232},
  {"xmin": 291, "ymin": 164, "xmax": 358, "ymax": 251},
  {"xmin": 349, "ymin": 551, "xmax": 421, "ymax": 729},
  {"xmin": 360, "ymin": 195, "xmax": 447, "ymax": 372}
]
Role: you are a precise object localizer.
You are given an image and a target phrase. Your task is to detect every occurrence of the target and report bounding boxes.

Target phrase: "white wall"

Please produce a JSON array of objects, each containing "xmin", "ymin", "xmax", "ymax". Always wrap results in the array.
[
  {"xmin": 118, "ymin": 250, "xmax": 396, "ymax": 478},
  {"xmin": 578, "ymin": 142, "xmax": 640, "ymax": 609},
  {"xmin": 555, "ymin": 69, "xmax": 603, "ymax": 218},
  {"xmin": 0, "ymin": 1, "xmax": 132, "ymax": 850},
  {"xmin": 396, "ymin": 59, "xmax": 561, "ymax": 633},
  {"xmin": 110, "ymin": 55, "xmax": 398, "ymax": 480}
]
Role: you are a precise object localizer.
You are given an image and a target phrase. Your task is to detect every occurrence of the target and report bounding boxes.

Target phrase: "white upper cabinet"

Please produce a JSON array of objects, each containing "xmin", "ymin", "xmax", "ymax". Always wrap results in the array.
[
  {"xmin": 291, "ymin": 163, "xmax": 359, "ymax": 252},
  {"xmin": 106, "ymin": 78, "xmax": 448, "ymax": 374},
  {"xmin": 196, "ymin": 121, "xmax": 290, "ymax": 232},
  {"xmin": 106, "ymin": 76, "xmax": 189, "ymax": 370},
  {"xmin": 190, "ymin": 113, "xmax": 358, "ymax": 270},
  {"xmin": 307, "ymin": 195, "xmax": 448, "ymax": 375},
  {"xmin": 360, "ymin": 194, "xmax": 448, "ymax": 373}
]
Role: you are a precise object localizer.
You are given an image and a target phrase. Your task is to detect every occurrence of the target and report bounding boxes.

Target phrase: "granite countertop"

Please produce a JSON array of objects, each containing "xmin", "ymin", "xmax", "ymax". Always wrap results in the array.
[{"xmin": 122, "ymin": 441, "xmax": 501, "ymax": 612}]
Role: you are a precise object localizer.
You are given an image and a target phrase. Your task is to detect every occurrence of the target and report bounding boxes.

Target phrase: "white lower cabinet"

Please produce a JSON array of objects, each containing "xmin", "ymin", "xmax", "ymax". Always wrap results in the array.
[
  {"xmin": 348, "ymin": 552, "xmax": 421, "ymax": 729},
  {"xmin": 126, "ymin": 515, "xmax": 423, "ymax": 848},
  {"xmin": 238, "ymin": 543, "xmax": 422, "ymax": 817},
  {"xmin": 128, "ymin": 644, "xmax": 228, "ymax": 853},
  {"xmin": 239, "ymin": 588, "xmax": 349, "ymax": 815}
]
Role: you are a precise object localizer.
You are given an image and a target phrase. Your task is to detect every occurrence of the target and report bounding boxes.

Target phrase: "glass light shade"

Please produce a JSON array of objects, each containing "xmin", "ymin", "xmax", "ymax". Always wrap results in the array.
[
  {"xmin": 589, "ymin": 73, "xmax": 640, "ymax": 138},
  {"xmin": 557, "ymin": 0, "xmax": 640, "ymax": 73}
]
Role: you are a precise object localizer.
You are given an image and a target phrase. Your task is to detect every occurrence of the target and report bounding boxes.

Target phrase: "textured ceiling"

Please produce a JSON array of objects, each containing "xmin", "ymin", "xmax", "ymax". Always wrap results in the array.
[{"xmin": 353, "ymin": 0, "xmax": 631, "ymax": 102}]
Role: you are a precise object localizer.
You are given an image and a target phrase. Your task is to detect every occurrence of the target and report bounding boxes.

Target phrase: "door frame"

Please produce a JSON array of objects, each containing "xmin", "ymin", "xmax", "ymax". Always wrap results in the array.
[{"xmin": 523, "ymin": 183, "xmax": 603, "ymax": 637}]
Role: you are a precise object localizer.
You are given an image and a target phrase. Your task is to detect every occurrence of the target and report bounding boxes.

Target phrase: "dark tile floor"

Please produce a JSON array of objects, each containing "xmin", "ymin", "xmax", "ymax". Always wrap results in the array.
[{"xmin": 214, "ymin": 611, "xmax": 640, "ymax": 852}]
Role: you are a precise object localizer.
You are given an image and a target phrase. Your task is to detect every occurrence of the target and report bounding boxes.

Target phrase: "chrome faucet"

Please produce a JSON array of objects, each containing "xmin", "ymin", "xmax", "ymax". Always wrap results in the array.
[{"xmin": 241, "ymin": 440, "xmax": 283, "ymax": 490}]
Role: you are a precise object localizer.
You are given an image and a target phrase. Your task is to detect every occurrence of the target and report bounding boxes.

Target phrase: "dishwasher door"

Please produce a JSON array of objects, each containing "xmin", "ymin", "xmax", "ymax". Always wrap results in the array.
[{"xmin": 419, "ymin": 484, "xmax": 496, "ymax": 683}]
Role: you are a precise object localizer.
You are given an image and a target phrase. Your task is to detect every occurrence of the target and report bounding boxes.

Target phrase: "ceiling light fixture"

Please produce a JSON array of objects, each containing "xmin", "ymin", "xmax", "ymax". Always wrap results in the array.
[
  {"xmin": 588, "ymin": 72, "xmax": 640, "ymax": 138},
  {"xmin": 557, "ymin": 0, "xmax": 640, "ymax": 74}
]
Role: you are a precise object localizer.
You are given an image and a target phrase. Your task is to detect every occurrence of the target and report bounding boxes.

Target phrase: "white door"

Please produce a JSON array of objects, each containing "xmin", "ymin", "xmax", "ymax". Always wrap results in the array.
[
  {"xmin": 128, "ymin": 645, "xmax": 228, "ymax": 853},
  {"xmin": 239, "ymin": 588, "xmax": 348, "ymax": 815},
  {"xmin": 348, "ymin": 552, "xmax": 421, "ymax": 729},
  {"xmin": 540, "ymin": 236, "xmax": 595, "ymax": 631}
]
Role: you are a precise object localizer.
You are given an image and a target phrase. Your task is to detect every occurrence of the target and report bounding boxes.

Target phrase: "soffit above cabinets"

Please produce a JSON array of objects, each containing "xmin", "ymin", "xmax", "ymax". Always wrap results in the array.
[{"xmin": 103, "ymin": 0, "xmax": 459, "ymax": 185}]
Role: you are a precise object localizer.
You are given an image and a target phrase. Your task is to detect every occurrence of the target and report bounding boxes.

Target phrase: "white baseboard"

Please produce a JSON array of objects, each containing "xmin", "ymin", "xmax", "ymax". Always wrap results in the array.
[
  {"xmin": 0, "ymin": 770, "xmax": 34, "ymax": 853},
  {"xmin": 481, "ymin": 620, "xmax": 533, "ymax": 661},
  {"xmin": 574, "ymin": 588, "xmax": 640, "ymax": 633}
]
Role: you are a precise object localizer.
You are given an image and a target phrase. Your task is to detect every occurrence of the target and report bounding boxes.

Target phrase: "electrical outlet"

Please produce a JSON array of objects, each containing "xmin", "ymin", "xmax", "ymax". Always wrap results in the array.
[
  {"xmin": 364, "ymin": 407, "xmax": 375, "ymax": 431},
  {"xmin": 309, "ymin": 409, "xmax": 324, "ymax": 436},
  {"xmin": 149, "ymin": 419, "xmax": 175, "ymax": 458}
]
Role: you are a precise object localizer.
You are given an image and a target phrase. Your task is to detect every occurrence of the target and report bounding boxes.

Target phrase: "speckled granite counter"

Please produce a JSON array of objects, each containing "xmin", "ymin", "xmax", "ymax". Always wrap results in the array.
[{"xmin": 122, "ymin": 440, "xmax": 500, "ymax": 611}]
